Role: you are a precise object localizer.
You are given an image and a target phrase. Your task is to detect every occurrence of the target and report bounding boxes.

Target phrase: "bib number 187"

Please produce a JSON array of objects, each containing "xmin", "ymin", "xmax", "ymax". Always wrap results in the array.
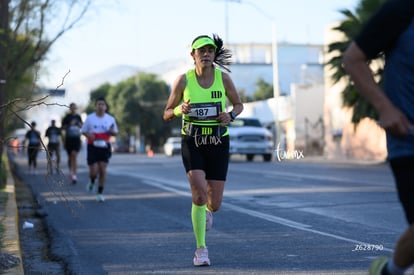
[{"xmin": 188, "ymin": 102, "xmax": 221, "ymax": 120}]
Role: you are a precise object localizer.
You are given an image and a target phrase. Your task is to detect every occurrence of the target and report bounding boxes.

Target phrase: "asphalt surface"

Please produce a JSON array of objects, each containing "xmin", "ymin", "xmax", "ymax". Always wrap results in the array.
[{"xmin": 3, "ymin": 150, "xmax": 412, "ymax": 275}]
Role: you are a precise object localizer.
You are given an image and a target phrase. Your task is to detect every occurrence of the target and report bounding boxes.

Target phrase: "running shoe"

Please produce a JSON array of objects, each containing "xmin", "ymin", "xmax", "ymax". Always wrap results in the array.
[
  {"xmin": 86, "ymin": 182, "xmax": 94, "ymax": 192},
  {"xmin": 206, "ymin": 211, "xmax": 213, "ymax": 231},
  {"xmin": 96, "ymin": 194, "xmax": 105, "ymax": 202},
  {"xmin": 71, "ymin": 174, "xmax": 77, "ymax": 184},
  {"xmin": 193, "ymin": 247, "xmax": 210, "ymax": 266},
  {"xmin": 369, "ymin": 256, "xmax": 388, "ymax": 275}
]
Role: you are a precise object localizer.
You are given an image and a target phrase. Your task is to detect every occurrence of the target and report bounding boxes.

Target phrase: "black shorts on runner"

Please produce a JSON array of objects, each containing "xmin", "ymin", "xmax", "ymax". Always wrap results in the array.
[
  {"xmin": 47, "ymin": 143, "xmax": 60, "ymax": 152},
  {"xmin": 389, "ymin": 155, "xmax": 414, "ymax": 224},
  {"xmin": 87, "ymin": 144, "xmax": 112, "ymax": 165},
  {"xmin": 181, "ymin": 135, "xmax": 229, "ymax": 181},
  {"xmin": 65, "ymin": 137, "xmax": 81, "ymax": 154}
]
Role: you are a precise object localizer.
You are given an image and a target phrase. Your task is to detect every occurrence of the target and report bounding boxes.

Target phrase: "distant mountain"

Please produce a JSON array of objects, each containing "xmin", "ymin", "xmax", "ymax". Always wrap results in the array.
[
  {"xmin": 80, "ymin": 64, "xmax": 141, "ymax": 85},
  {"xmin": 62, "ymin": 60, "xmax": 192, "ymax": 108},
  {"xmin": 64, "ymin": 65, "xmax": 141, "ymax": 107},
  {"xmin": 144, "ymin": 58, "xmax": 190, "ymax": 75}
]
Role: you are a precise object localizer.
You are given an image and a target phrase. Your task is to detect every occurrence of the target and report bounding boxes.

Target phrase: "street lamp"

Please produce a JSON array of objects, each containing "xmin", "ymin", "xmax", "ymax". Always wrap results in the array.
[
  {"xmin": 216, "ymin": 0, "xmax": 281, "ymax": 144},
  {"xmin": 234, "ymin": 1, "xmax": 281, "ymax": 144},
  {"xmin": 222, "ymin": 0, "xmax": 240, "ymax": 43},
  {"xmin": 235, "ymin": 1, "xmax": 279, "ymax": 92}
]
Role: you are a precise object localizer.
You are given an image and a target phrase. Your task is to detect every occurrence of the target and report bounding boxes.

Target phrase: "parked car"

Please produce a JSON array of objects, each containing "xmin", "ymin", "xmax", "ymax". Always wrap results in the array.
[
  {"xmin": 111, "ymin": 138, "xmax": 130, "ymax": 153},
  {"xmin": 9, "ymin": 128, "xmax": 27, "ymax": 155},
  {"xmin": 228, "ymin": 117, "xmax": 274, "ymax": 162},
  {"xmin": 163, "ymin": 137, "xmax": 181, "ymax": 157}
]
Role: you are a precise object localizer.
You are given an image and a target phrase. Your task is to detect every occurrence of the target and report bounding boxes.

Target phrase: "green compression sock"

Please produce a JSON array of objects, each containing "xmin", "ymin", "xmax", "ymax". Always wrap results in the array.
[{"xmin": 191, "ymin": 203, "xmax": 206, "ymax": 248}]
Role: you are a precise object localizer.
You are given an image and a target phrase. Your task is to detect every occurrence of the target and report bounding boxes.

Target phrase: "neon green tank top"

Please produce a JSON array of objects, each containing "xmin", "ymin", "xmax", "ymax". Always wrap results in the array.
[
  {"xmin": 181, "ymin": 68, "xmax": 228, "ymax": 136},
  {"xmin": 183, "ymin": 68, "xmax": 226, "ymax": 124}
]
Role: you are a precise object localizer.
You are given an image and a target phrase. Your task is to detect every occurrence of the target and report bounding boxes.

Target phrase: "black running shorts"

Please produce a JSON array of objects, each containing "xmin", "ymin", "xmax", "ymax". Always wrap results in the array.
[
  {"xmin": 65, "ymin": 137, "xmax": 81, "ymax": 154},
  {"xmin": 389, "ymin": 155, "xmax": 414, "ymax": 224},
  {"xmin": 181, "ymin": 135, "xmax": 229, "ymax": 181},
  {"xmin": 47, "ymin": 143, "xmax": 60, "ymax": 153},
  {"xmin": 87, "ymin": 144, "xmax": 112, "ymax": 165}
]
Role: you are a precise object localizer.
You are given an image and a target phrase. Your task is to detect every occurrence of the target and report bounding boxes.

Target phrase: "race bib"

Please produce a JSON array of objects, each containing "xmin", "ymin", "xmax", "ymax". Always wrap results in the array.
[
  {"xmin": 188, "ymin": 102, "xmax": 222, "ymax": 120},
  {"xmin": 93, "ymin": 140, "xmax": 108, "ymax": 148},
  {"xmin": 67, "ymin": 125, "xmax": 81, "ymax": 137},
  {"xmin": 49, "ymin": 134, "xmax": 59, "ymax": 143},
  {"xmin": 29, "ymin": 132, "xmax": 40, "ymax": 145}
]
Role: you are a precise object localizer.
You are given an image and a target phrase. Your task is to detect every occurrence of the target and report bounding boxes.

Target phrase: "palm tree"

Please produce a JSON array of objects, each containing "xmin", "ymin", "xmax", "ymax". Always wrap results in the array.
[{"xmin": 326, "ymin": 0, "xmax": 385, "ymax": 125}]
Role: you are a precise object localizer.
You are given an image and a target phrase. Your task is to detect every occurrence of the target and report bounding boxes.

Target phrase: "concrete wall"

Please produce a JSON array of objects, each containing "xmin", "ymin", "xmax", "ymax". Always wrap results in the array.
[
  {"xmin": 292, "ymin": 82, "xmax": 325, "ymax": 154},
  {"xmin": 323, "ymin": 23, "xmax": 387, "ymax": 161}
]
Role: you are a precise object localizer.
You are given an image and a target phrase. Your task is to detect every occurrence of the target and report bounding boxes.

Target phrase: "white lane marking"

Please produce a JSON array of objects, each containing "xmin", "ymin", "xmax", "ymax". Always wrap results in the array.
[
  {"xmin": 231, "ymin": 166, "xmax": 392, "ymax": 185},
  {"xmin": 222, "ymin": 203, "xmax": 393, "ymax": 252},
  {"xmin": 224, "ymin": 186, "xmax": 392, "ymax": 196},
  {"xmin": 222, "ymin": 203, "xmax": 311, "ymax": 228},
  {"xmin": 109, "ymin": 170, "xmax": 393, "ymax": 252}
]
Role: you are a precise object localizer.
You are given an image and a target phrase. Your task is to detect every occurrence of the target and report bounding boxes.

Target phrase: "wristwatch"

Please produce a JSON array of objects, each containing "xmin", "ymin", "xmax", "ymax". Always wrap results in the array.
[{"xmin": 228, "ymin": 111, "xmax": 236, "ymax": 122}]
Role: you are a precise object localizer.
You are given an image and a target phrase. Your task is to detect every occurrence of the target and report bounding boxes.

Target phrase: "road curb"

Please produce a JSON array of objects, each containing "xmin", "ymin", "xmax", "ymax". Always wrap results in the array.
[{"xmin": 2, "ymin": 157, "xmax": 24, "ymax": 275}]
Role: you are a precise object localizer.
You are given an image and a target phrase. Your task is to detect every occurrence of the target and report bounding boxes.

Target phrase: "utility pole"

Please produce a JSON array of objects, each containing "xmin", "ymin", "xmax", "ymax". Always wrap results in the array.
[
  {"xmin": 213, "ymin": 0, "xmax": 281, "ymax": 144},
  {"xmin": 236, "ymin": 0, "xmax": 281, "ymax": 144},
  {"xmin": 216, "ymin": 0, "xmax": 241, "ymax": 43}
]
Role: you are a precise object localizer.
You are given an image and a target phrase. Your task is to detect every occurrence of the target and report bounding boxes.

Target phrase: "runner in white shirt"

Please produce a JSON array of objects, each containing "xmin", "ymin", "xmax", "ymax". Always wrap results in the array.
[{"xmin": 81, "ymin": 97, "xmax": 118, "ymax": 202}]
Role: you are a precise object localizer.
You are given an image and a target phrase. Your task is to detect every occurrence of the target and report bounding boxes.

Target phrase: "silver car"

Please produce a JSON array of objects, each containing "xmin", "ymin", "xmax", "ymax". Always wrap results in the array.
[
  {"xmin": 163, "ymin": 137, "xmax": 182, "ymax": 157},
  {"xmin": 229, "ymin": 118, "xmax": 274, "ymax": 162}
]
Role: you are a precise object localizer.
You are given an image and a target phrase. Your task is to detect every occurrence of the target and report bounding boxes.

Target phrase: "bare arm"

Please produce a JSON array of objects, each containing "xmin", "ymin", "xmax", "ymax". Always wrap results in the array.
[
  {"xmin": 343, "ymin": 42, "xmax": 414, "ymax": 136},
  {"xmin": 219, "ymin": 72, "xmax": 243, "ymax": 123},
  {"xmin": 163, "ymin": 74, "xmax": 191, "ymax": 121}
]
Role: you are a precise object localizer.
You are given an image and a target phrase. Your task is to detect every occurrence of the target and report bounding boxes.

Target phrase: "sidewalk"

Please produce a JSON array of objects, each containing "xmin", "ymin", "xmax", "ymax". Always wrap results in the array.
[{"xmin": 1, "ymin": 157, "xmax": 24, "ymax": 274}]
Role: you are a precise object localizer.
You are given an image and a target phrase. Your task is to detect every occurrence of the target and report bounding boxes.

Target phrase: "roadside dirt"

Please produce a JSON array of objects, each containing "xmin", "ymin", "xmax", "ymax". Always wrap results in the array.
[{"xmin": 13, "ymin": 173, "xmax": 66, "ymax": 274}]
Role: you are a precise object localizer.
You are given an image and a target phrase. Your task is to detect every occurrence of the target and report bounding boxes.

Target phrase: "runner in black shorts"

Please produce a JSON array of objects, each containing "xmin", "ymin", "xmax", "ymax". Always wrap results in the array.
[
  {"xmin": 163, "ymin": 34, "xmax": 243, "ymax": 266},
  {"xmin": 45, "ymin": 119, "xmax": 62, "ymax": 172},
  {"xmin": 81, "ymin": 97, "xmax": 118, "ymax": 202},
  {"xmin": 24, "ymin": 121, "xmax": 41, "ymax": 174},
  {"xmin": 61, "ymin": 103, "xmax": 83, "ymax": 183}
]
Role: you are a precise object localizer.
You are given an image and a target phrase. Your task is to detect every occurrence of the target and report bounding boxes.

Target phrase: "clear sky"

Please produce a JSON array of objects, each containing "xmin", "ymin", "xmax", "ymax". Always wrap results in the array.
[{"xmin": 40, "ymin": 0, "xmax": 360, "ymax": 88}]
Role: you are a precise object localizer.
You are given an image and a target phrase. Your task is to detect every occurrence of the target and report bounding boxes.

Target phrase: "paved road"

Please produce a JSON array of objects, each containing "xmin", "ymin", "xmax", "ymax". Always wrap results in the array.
[{"xmin": 9, "ymin": 151, "xmax": 409, "ymax": 275}]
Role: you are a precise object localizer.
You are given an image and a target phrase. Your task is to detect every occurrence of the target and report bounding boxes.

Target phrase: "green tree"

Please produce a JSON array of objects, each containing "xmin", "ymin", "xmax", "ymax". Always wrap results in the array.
[
  {"xmin": 135, "ymin": 73, "xmax": 171, "ymax": 149},
  {"xmin": 252, "ymin": 78, "xmax": 273, "ymax": 101},
  {"xmin": 326, "ymin": 0, "xmax": 385, "ymax": 125},
  {"xmin": 0, "ymin": 0, "xmax": 93, "ymax": 168},
  {"xmin": 86, "ymin": 73, "xmax": 173, "ymax": 152}
]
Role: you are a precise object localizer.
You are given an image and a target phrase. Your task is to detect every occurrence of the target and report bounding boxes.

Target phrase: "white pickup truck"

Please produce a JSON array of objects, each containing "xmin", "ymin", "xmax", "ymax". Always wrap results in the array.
[{"xmin": 228, "ymin": 117, "xmax": 274, "ymax": 162}]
